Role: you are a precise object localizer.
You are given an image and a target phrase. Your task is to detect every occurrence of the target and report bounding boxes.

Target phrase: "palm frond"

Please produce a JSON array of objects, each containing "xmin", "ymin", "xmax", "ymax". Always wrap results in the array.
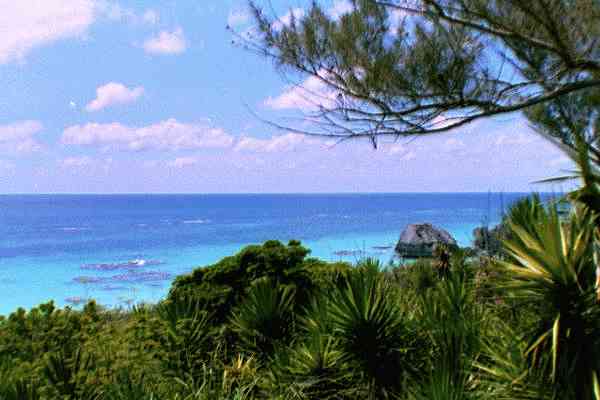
[{"xmin": 495, "ymin": 197, "xmax": 600, "ymax": 399}]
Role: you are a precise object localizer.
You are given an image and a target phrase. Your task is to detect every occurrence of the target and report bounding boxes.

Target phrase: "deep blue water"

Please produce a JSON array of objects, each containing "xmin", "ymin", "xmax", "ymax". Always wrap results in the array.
[{"xmin": 0, "ymin": 193, "xmax": 541, "ymax": 314}]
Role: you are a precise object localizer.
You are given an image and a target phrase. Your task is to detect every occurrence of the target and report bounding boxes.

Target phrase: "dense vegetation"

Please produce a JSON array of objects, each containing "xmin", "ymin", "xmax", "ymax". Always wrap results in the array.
[
  {"xmin": 0, "ymin": 0, "xmax": 600, "ymax": 400},
  {"xmin": 0, "ymin": 195, "xmax": 598, "ymax": 399},
  {"xmin": 2, "ymin": 2, "xmax": 600, "ymax": 398}
]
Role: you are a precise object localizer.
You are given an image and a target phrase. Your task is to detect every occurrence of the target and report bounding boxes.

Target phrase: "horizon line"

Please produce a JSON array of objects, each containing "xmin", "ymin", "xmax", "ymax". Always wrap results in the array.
[{"xmin": 0, "ymin": 191, "xmax": 562, "ymax": 196}]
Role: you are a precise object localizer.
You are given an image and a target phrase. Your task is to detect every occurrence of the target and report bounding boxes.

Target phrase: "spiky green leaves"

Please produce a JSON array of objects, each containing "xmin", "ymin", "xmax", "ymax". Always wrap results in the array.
[
  {"xmin": 269, "ymin": 333, "xmax": 352, "ymax": 399},
  {"xmin": 495, "ymin": 197, "xmax": 600, "ymax": 399},
  {"xmin": 156, "ymin": 296, "xmax": 212, "ymax": 378},
  {"xmin": 327, "ymin": 265, "xmax": 424, "ymax": 398},
  {"xmin": 230, "ymin": 279, "xmax": 295, "ymax": 357}
]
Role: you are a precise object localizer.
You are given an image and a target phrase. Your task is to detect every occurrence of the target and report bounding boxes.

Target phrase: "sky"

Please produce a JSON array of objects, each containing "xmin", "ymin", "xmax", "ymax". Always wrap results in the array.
[{"xmin": 0, "ymin": 0, "xmax": 575, "ymax": 193}]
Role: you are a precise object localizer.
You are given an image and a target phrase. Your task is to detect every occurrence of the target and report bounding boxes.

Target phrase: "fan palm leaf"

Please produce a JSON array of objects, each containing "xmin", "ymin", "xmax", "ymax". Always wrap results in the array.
[
  {"xmin": 230, "ymin": 278, "xmax": 295, "ymax": 357},
  {"xmin": 496, "ymin": 197, "xmax": 600, "ymax": 399},
  {"xmin": 327, "ymin": 265, "xmax": 425, "ymax": 399}
]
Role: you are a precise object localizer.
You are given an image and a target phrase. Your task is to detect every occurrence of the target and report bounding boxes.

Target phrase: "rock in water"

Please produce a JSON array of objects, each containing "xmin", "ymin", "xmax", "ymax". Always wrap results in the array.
[{"xmin": 395, "ymin": 223, "xmax": 457, "ymax": 258}]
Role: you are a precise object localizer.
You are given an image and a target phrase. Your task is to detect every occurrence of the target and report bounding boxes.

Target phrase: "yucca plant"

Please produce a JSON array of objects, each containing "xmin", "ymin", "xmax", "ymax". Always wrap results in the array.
[
  {"xmin": 477, "ymin": 318, "xmax": 552, "ymax": 400},
  {"xmin": 157, "ymin": 296, "xmax": 211, "ymax": 379},
  {"xmin": 103, "ymin": 369, "xmax": 156, "ymax": 400},
  {"xmin": 43, "ymin": 347, "xmax": 101, "ymax": 399},
  {"xmin": 408, "ymin": 366, "xmax": 475, "ymax": 400},
  {"xmin": 230, "ymin": 278, "xmax": 295, "ymax": 357},
  {"xmin": 222, "ymin": 354, "xmax": 258, "ymax": 395},
  {"xmin": 170, "ymin": 358, "xmax": 258, "ymax": 400},
  {"xmin": 265, "ymin": 291, "xmax": 356, "ymax": 398},
  {"xmin": 0, "ymin": 379, "xmax": 41, "ymax": 400},
  {"xmin": 327, "ymin": 262, "xmax": 425, "ymax": 399},
  {"xmin": 412, "ymin": 267, "xmax": 483, "ymax": 400},
  {"xmin": 268, "ymin": 332, "xmax": 352, "ymax": 399},
  {"xmin": 300, "ymin": 294, "xmax": 335, "ymax": 337},
  {"xmin": 496, "ymin": 197, "xmax": 600, "ymax": 399},
  {"xmin": 535, "ymin": 130, "xmax": 600, "ymax": 297}
]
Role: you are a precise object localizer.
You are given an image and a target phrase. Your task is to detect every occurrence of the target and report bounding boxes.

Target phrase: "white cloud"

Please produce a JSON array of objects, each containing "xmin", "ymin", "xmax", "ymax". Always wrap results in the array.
[
  {"xmin": 59, "ymin": 156, "xmax": 116, "ymax": 172},
  {"xmin": 0, "ymin": 120, "xmax": 44, "ymax": 153},
  {"xmin": 387, "ymin": 143, "xmax": 407, "ymax": 155},
  {"xmin": 97, "ymin": 2, "xmax": 158, "ymax": 25},
  {"xmin": 444, "ymin": 138, "xmax": 466, "ymax": 150},
  {"xmin": 228, "ymin": 9, "xmax": 250, "ymax": 28},
  {"xmin": 386, "ymin": 143, "xmax": 417, "ymax": 161},
  {"xmin": 142, "ymin": 9, "xmax": 159, "ymax": 24},
  {"xmin": 143, "ymin": 28, "xmax": 187, "ymax": 55},
  {"xmin": 328, "ymin": 0, "xmax": 353, "ymax": 19},
  {"xmin": 15, "ymin": 139, "xmax": 42, "ymax": 153},
  {"xmin": 167, "ymin": 157, "xmax": 197, "ymax": 168},
  {"xmin": 271, "ymin": 1, "xmax": 353, "ymax": 31},
  {"xmin": 495, "ymin": 132, "xmax": 536, "ymax": 146},
  {"xmin": 61, "ymin": 156, "xmax": 93, "ymax": 168},
  {"xmin": 235, "ymin": 133, "xmax": 327, "ymax": 153},
  {"xmin": 142, "ymin": 160, "xmax": 159, "ymax": 168},
  {"xmin": 0, "ymin": 160, "xmax": 15, "ymax": 170},
  {"xmin": 98, "ymin": 2, "xmax": 133, "ymax": 21},
  {"xmin": 62, "ymin": 119, "xmax": 235, "ymax": 151},
  {"xmin": 389, "ymin": 9, "xmax": 407, "ymax": 32},
  {"xmin": 401, "ymin": 151, "xmax": 416, "ymax": 161},
  {"xmin": 0, "ymin": 0, "xmax": 96, "ymax": 64},
  {"xmin": 548, "ymin": 155, "xmax": 572, "ymax": 167},
  {"xmin": 271, "ymin": 1, "xmax": 357, "ymax": 32},
  {"xmin": 86, "ymin": 82, "xmax": 144, "ymax": 112},
  {"xmin": 429, "ymin": 115, "xmax": 462, "ymax": 130},
  {"xmin": 272, "ymin": 8, "xmax": 305, "ymax": 31},
  {"xmin": 264, "ymin": 73, "xmax": 337, "ymax": 111},
  {"xmin": 0, "ymin": 1, "xmax": 164, "ymax": 64},
  {"xmin": 0, "ymin": 120, "xmax": 42, "ymax": 142}
]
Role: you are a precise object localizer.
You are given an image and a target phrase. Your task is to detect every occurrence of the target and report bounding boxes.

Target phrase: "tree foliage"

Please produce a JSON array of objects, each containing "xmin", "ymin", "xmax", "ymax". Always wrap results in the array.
[
  {"xmin": 244, "ymin": 1, "xmax": 600, "ymax": 238},
  {"xmin": 243, "ymin": 0, "xmax": 600, "ymax": 145}
]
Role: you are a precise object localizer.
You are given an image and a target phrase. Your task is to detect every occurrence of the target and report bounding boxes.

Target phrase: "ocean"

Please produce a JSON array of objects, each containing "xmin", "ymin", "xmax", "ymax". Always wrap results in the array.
[{"xmin": 0, "ymin": 193, "xmax": 535, "ymax": 315}]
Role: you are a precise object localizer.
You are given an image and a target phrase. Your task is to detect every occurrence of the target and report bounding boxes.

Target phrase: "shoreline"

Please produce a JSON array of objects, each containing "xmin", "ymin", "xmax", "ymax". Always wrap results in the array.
[{"xmin": 0, "ymin": 226, "xmax": 481, "ymax": 316}]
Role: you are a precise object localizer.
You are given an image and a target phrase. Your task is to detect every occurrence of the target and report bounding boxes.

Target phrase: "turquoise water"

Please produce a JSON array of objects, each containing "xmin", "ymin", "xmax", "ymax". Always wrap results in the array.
[{"xmin": 0, "ymin": 193, "xmax": 533, "ymax": 314}]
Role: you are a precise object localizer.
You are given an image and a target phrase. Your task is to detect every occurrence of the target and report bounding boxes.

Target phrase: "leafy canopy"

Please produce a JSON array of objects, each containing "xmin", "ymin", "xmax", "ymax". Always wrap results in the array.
[{"xmin": 244, "ymin": 0, "xmax": 600, "ymax": 149}]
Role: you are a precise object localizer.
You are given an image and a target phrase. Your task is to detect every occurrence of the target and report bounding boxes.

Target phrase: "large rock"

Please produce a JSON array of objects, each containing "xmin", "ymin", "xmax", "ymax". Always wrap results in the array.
[{"xmin": 395, "ymin": 223, "xmax": 457, "ymax": 258}]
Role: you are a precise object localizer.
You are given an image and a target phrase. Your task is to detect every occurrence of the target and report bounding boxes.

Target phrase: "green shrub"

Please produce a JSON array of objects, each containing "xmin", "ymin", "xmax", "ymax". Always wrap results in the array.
[
  {"xmin": 230, "ymin": 279, "xmax": 295, "ymax": 357},
  {"xmin": 327, "ymin": 266, "xmax": 428, "ymax": 398},
  {"xmin": 169, "ymin": 240, "xmax": 348, "ymax": 326}
]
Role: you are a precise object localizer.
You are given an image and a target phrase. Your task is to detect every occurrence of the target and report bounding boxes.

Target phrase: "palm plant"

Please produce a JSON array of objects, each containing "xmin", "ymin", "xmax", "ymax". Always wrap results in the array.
[
  {"xmin": 0, "ymin": 379, "xmax": 41, "ymax": 400},
  {"xmin": 103, "ymin": 369, "xmax": 156, "ymax": 400},
  {"xmin": 43, "ymin": 348, "xmax": 101, "ymax": 399},
  {"xmin": 230, "ymin": 278, "xmax": 295, "ymax": 357},
  {"xmin": 534, "ymin": 127, "xmax": 600, "ymax": 298},
  {"xmin": 300, "ymin": 294, "xmax": 334, "ymax": 336},
  {"xmin": 412, "ymin": 267, "xmax": 484, "ymax": 400},
  {"xmin": 269, "ymin": 332, "xmax": 352, "ymax": 399},
  {"xmin": 408, "ymin": 366, "xmax": 475, "ymax": 400},
  {"xmin": 170, "ymin": 355, "xmax": 258, "ymax": 400},
  {"xmin": 327, "ymin": 262, "xmax": 426, "ymax": 399},
  {"xmin": 222, "ymin": 354, "xmax": 258, "ymax": 395},
  {"xmin": 477, "ymin": 318, "xmax": 553, "ymax": 400},
  {"xmin": 157, "ymin": 296, "xmax": 211, "ymax": 379},
  {"xmin": 495, "ymin": 197, "xmax": 600, "ymax": 399}
]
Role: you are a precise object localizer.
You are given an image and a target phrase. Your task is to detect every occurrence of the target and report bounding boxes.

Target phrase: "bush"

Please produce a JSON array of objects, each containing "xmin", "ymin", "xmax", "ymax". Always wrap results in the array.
[{"xmin": 169, "ymin": 240, "xmax": 349, "ymax": 325}]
